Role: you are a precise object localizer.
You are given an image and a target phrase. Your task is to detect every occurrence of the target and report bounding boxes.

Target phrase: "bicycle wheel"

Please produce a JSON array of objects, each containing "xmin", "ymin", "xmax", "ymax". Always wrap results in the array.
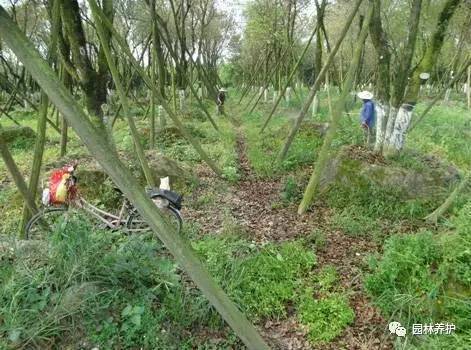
[
  {"xmin": 126, "ymin": 201, "xmax": 182, "ymax": 234},
  {"xmin": 25, "ymin": 207, "xmax": 68, "ymax": 240}
]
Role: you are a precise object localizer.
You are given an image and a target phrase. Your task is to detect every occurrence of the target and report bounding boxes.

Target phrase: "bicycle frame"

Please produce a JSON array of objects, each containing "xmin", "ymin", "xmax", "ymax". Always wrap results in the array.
[{"xmin": 73, "ymin": 196, "xmax": 130, "ymax": 229}]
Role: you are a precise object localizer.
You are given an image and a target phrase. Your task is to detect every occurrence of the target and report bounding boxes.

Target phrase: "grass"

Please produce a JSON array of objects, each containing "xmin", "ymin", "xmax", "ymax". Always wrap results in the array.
[
  {"xmin": 1, "ymin": 91, "xmax": 471, "ymax": 348},
  {"xmin": 192, "ymin": 236, "xmax": 316, "ymax": 319},
  {"xmin": 365, "ymin": 203, "xmax": 471, "ymax": 348},
  {"xmin": 408, "ymin": 103, "xmax": 471, "ymax": 169}
]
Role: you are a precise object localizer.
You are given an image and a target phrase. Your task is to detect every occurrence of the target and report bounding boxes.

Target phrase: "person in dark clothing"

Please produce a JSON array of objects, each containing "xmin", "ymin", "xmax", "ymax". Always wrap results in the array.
[
  {"xmin": 217, "ymin": 88, "xmax": 226, "ymax": 115},
  {"xmin": 357, "ymin": 90, "xmax": 375, "ymax": 146}
]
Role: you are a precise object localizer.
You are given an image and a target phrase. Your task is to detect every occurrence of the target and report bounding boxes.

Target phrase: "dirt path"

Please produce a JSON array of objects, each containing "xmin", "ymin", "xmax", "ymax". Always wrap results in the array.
[{"xmin": 184, "ymin": 131, "xmax": 393, "ymax": 349}]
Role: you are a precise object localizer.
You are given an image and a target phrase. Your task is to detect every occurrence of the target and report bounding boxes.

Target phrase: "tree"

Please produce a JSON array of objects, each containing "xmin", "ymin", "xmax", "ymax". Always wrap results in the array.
[
  {"xmin": 0, "ymin": 6, "xmax": 270, "ymax": 349},
  {"xmin": 369, "ymin": 0, "xmax": 463, "ymax": 155},
  {"xmin": 298, "ymin": 3, "xmax": 373, "ymax": 214}
]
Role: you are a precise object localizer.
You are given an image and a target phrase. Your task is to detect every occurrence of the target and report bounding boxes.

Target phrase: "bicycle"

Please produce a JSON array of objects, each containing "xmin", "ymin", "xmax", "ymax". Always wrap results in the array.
[{"xmin": 25, "ymin": 162, "xmax": 183, "ymax": 239}]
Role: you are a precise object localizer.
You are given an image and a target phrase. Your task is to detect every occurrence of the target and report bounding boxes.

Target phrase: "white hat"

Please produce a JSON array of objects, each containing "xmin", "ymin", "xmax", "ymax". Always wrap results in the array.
[
  {"xmin": 219, "ymin": 88, "xmax": 227, "ymax": 92},
  {"xmin": 357, "ymin": 90, "xmax": 373, "ymax": 100}
]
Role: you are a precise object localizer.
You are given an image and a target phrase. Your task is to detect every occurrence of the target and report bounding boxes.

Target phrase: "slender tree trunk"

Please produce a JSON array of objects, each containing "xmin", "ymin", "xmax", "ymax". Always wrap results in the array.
[
  {"xmin": 0, "ymin": 124, "xmax": 39, "ymax": 219},
  {"xmin": 19, "ymin": 94, "xmax": 48, "ymax": 236},
  {"xmin": 260, "ymin": 23, "xmax": 319, "ymax": 133},
  {"xmin": 90, "ymin": 2, "xmax": 156, "ymax": 187},
  {"xmin": 0, "ymin": 8, "xmax": 270, "ymax": 349},
  {"xmin": 425, "ymin": 171, "xmax": 470, "ymax": 224},
  {"xmin": 278, "ymin": 0, "xmax": 364, "ymax": 161},
  {"xmin": 368, "ymin": 0, "xmax": 391, "ymax": 152},
  {"xmin": 467, "ymin": 65, "xmax": 470, "ymax": 110},
  {"xmin": 298, "ymin": 4, "xmax": 373, "ymax": 215},
  {"xmin": 384, "ymin": 0, "xmax": 462, "ymax": 155},
  {"xmin": 248, "ymin": 46, "xmax": 294, "ymax": 114},
  {"xmin": 381, "ymin": 0, "xmax": 423, "ymax": 155},
  {"xmin": 409, "ymin": 59, "xmax": 470, "ymax": 132},
  {"xmin": 89, "ymin": 0, "xmax": 222, "ymax": 176}
]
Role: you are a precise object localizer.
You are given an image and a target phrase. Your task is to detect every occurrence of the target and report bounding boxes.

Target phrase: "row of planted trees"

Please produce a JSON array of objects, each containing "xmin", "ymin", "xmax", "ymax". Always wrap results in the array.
[
  {"xmin": 0, "ymin": 0, "xmax": 276, "ymax": 348},
  {"xmin": 0, "ymin": 0, "xmax": 470, "ymax": 347},
  {"xmin": 0, "ymin": 0, "xmax": 235, "ymax": 227},
  {"xmin": 233, "ymin": 0, "xmax": 470, "ymax": 214}
]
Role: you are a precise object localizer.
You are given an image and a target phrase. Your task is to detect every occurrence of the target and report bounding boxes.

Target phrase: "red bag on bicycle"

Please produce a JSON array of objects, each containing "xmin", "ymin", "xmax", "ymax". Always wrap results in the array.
[{"xmin": 49, "ymin": 167, "xmax": 75, "ymax": 204}]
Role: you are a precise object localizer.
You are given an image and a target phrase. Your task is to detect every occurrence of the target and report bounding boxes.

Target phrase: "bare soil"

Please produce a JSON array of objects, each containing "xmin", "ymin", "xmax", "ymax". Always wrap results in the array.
[{"xmin": 184, "ymin": 132, "xmax": 394, "ymax": 349}]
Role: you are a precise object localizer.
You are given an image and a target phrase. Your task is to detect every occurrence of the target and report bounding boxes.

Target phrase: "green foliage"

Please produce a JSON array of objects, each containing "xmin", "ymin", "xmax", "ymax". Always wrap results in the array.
[
  {"xmin": 365, "ymin": 231, "xmax": 443, "ymax": 318},
  {"xmin": 315, "ymin": 265, "xmax": 340, "ymax": 293},
  {"xmin": 0, "ymin": 217, "xmax": 213, "ymax": 349},
  {"xmin": 193, "ymin": 237, "xmax": 316, "ymax": 319},
  {"xmin": 331, "ymin": 205, "xmax": 380, "ymax": 237},
  {"xmin": 305, "ymin": 228, "xmax": 327, "ymax": 251},
  {"xmin": 298, "ymin": 290, "xmax": 354, "ymax": 344},
  {"xmin": 297, "ymin": 265, "xmax": 353, "ymax": 344},
  {"xmin": 325, "ymin": 180, "xmax": 435, "ymax": 221},
  {"xmin": 366, "ymin": 205, "xmax": 471, "ymax": 347},
  {"xmin": 407, "ymin": 104, "xmax": 471, "ymax": 168},
  {"xmin": 243, "ymin": 109, "xmax": 322, "ymax": 177},
  {"xmin": 280, "ymin": 175, "xmax": 301, "ymax": 203}
]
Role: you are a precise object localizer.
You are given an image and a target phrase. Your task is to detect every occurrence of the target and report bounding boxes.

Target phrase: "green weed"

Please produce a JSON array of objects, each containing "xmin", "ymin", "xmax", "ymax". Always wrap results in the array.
[
  {"xmin": 298, "ymin": 290, "xmax": 354, "ymax": 344},
  {"xmin": 193, "ymin": 237, "xmax": 316, "ymax": 319},
  {"xmin": 330, "ymin": 205, "xmax": 380, "ymax": 237},
  {"xmin": 365, "ymin": 205, "xmax": 471, "ymax": 347},
  {"xmin": 280, "ymin": 175, "xmax": 301, "ymax": 203},
  {"xmin": 0, "ymin": 217, "xmax": 214, "ymax": 349},
  {"xmin": 305, "ymin": 228, "xmax": 327, "ymax": 251}
]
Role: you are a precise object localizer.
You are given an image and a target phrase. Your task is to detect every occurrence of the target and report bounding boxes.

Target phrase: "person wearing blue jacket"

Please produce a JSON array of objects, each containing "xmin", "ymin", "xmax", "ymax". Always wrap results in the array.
[{"xmin": 357, "ymin": 90, "xmax": 375, "ymax": 146}]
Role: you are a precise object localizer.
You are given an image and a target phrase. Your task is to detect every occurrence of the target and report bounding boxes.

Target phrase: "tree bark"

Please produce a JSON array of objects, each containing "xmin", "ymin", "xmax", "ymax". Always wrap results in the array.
[
  {"xmin": 260, "ymin": 23, "xmax": 320, "ymax": 133},
  {"xmin": 425, "ymin": 171, "xmax": 470, "ymax": 224},
  {"xmin": 0, "ymin": 124, "xmax": 39, "ymax": 219},
  {"xmin": 384, "ymin": 0, "xmax": 462, "ymax": 155},
  {"xmin": 278, "ymin": 0, "xmax": 364, "ymax": 161},
  {"xmin": 0, "ymin": 7, "xmax": 269, "ymax": 349},
  {"xmin": 297, "ymin": 4, "xmax": 373, "ymax": 215},
  {"xmin": 19, "ymin": 94, "xmax": 48, "ymax": 236},
  {"xmin": 467, "ymin": 65, "xmax": 470, "ymax": 110},
  {"xmin": 90, "ymin": 1, "xmax": 156, "ymax": 187},
  {"xmin": 89, "ymin": 0, "xmax": 223, "ymax": 177},
  {"xmin": 368, "ymin": 0, "xmax": 391, "ymax": 152},
  {"xmin": 409, "ymin": 59, "xmax": 470, "ymax": 132}
]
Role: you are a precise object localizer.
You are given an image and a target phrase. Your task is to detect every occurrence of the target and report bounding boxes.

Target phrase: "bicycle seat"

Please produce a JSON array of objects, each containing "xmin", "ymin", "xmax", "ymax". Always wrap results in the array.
[
  {"xmin": 146, "ymin": 188, "xmax": 182, "ymax": 210},
  {"xmin": 113, "ymin": 186, "xmax": 124, "ymax": 195}
]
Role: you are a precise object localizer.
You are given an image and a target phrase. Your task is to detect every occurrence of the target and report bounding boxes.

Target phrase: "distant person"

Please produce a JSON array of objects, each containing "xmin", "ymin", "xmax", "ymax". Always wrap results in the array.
[
  {"xmin": 357, "ymin": 90, "xmax": 375, "ymax": 146},
  {"xmin": 216, "ymin": 88, "xmax": 227, "ymax": 115}
]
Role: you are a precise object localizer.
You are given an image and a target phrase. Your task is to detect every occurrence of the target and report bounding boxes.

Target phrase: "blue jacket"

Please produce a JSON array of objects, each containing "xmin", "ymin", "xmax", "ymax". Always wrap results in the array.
[{"xmin": 360, "ymin": 100, "xmax": 375, "ymax": 128}]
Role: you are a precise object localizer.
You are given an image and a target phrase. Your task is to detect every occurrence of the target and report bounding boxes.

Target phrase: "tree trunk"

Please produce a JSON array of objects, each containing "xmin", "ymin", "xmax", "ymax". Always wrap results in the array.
[
  {"xmin": 384, "ymin": 0, "xmax": 462, "ymax": 155},
  {"xmin": 19, "ymin": 94, "xmax": 48, "ymax": 236},
  {"xmin": 425, "ymin": 171, "xmax": 470, "ymax": 224},
  {"xmin": 260, "ymin": 23, "xmax": 319, "ymax": 133},
  {"xmin": 90, "ymin": 2, "xmax": 156, "ymax": 187},
  {"xmin": 409, "ymin": 59, "xmax": 470, "ymax": 132},
  {"xmin": 278, "ymin": 0, "xmax": 364, "ymax": 161},
  {"xmin": 0, "ymin": 7, "xmax": 269, "ymax": 349},
  {"xmin": 89, "ymin": 0, "xmax": 222, "ymax": 177},
  {"xmin": 0, "ymin": 124, "xmax": 39, "ymax": 219},
  {"xmin": 368, "ymin": 0, "xmax": 402, "ymax": 152},
  {"xmin": 297, "ymin": 4, "xmax": 373, "ymax": 215},
  {"xmin": 467, "ymin": 65, "xmax": 470, "ymax": 110}
]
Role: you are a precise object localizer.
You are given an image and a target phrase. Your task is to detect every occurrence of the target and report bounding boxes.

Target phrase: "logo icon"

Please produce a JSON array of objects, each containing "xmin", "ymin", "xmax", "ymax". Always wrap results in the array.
[{"xmin": 389, "ymin": 321, "xmax": 407, "ymax": 337}]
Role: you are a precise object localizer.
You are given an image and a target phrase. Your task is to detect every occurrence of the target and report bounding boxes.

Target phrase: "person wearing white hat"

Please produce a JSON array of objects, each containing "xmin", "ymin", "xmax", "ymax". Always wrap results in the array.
[{"xmin": 357, "ymin": 90, "xmax": 375, "ymax": 146}]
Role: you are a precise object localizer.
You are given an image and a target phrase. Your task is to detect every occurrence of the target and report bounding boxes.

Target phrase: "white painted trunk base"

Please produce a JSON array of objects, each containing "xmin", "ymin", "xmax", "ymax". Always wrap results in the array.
[
  {"xmin": 179, "ymin": 89, "xmax": 185, "ymax": 110},
  {"xmin": 312, "ymin": 93, "xmax": 319, "ymax": 117},
  {"xmin": 385, "ymin": 105, "xmax": 413, "ymax": 152},
  {"xmin": 374, "ymin": 102, "xmax": 387, "ymax": 152},
  {"xmin": 286, "ymin": 87, "xmax": 292, "ymax": 105}
]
